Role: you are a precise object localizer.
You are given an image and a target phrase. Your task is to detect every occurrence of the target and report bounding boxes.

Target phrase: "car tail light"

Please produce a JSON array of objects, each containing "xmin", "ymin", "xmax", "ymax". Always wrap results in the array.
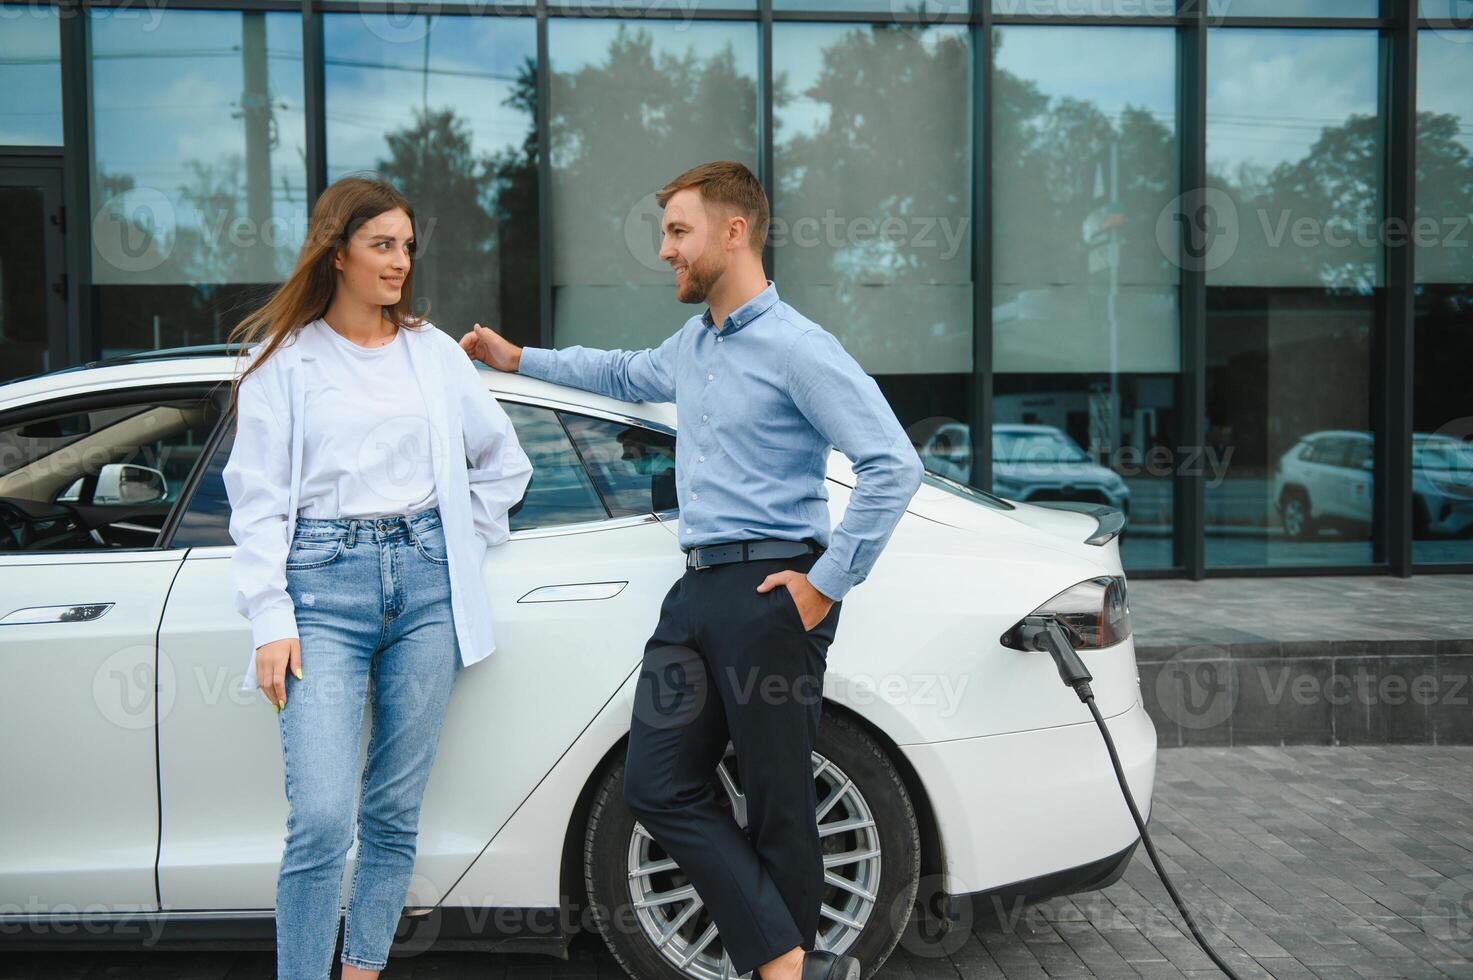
[{"xmin": 1000, "ymin": 575, "xmax": 1131, "ymax": 650}]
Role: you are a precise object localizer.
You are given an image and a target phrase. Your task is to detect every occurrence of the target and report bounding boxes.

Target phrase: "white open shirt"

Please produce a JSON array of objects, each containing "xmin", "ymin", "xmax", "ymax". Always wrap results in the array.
[{"xmin": 222, "ymin": 319, "xmax": 533, "ymax": 694}]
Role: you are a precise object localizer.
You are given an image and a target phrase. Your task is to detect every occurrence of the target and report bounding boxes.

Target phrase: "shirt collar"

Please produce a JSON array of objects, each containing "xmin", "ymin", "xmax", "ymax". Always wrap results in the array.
[{"xmin": 700, "ymin": 280, "xmax": 779, "ymax": 336}]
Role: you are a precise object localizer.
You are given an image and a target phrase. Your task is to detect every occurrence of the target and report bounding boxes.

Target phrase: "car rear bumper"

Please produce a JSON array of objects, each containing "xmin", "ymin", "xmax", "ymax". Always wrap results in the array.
[{"xmin": 900, "ymin": 697, "xmax": 1156, "ymax": 898}]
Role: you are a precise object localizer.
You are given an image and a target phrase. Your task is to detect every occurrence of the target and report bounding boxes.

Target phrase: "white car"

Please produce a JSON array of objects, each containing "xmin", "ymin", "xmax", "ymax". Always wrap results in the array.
[
  {"xmin": 1274, "ymin": 429, "xmax": 1473, "ymax": 539},
  {"xmin": 0, "ymin": 346, "xmax": 1156, "ymax": 979},
  {"xmin": 911, "ymin": 421, "xmax": 1132, "ymax": 519}
]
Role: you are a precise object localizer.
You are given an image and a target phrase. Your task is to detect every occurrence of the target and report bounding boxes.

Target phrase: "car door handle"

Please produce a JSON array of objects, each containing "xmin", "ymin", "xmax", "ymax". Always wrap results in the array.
[
  {"xmin": 0, "ymin": 603, "xmax": 115, "ymax": 625},
  {"xmin": 517, "ymin": 582, "xmax": 628, "ymax": 604}
]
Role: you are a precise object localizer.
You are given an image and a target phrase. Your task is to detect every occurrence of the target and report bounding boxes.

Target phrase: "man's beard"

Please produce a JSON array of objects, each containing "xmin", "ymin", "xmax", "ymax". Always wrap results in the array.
[{"xmin": 675, "ymin": 254, "xmax": 722, "ymax": 304}]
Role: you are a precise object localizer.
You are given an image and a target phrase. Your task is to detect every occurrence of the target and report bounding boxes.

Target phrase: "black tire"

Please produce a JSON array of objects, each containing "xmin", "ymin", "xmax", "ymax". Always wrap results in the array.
[
  {"xmin": 1280, "ymin": 487, "xmax": 1316, "ymax": 539},
  {"xmin": 583, "ymin": 708, "xmax": 920, "ymax": 980}
]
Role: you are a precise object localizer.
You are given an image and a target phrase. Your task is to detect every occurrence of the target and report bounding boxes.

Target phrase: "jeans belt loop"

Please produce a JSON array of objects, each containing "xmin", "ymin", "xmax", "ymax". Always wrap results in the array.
[{"xmin": 345, "ymin": 518, "xmax": 357, "ymax": 548}]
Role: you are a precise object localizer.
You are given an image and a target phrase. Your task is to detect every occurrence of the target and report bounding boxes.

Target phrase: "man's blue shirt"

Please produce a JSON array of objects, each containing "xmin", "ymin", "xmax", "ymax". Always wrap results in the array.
[{"xmin": 516, "ymin": 280, "xmax": 923, "ymax": 601}]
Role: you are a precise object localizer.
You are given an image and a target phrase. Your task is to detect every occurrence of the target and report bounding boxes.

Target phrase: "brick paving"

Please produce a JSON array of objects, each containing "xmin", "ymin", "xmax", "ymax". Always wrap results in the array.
[{"xmin": 4, "ymin": 746, "xmax": 1471, "ymax": 979}]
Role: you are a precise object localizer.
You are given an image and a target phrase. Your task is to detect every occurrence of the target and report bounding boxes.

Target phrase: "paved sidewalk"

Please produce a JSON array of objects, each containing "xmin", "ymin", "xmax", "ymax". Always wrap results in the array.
[
  {"xmin": 1127, "ymin": 576, "xmax": 1473, "ymax": 651},
  {"xmin": 4, "ymin": 746, "xmax": 1471, "ymax": 979}
]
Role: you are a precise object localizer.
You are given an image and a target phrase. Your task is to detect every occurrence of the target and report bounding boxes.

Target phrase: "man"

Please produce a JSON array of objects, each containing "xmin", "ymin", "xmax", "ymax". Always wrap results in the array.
[{"xmin": 459, "ymin": 161, "xmax": 922, "ymax": 980}]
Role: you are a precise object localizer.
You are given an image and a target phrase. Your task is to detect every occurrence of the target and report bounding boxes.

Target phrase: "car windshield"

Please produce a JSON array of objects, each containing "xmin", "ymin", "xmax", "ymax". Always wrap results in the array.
[
  {"xmin": 993, "ymin": 431, "xmax": 1090, "ymax": 465},
  {"xmin": 919, "ymin": 470, "xmax": 1014, "ymax": 510}
]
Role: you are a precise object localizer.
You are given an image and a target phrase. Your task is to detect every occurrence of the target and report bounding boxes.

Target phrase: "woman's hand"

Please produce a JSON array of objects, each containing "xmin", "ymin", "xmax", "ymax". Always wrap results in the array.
[
  {"xmin": 257, "ymin": 637, "xmax": 302, "ymax": 711},
  {"xmin": 459, "ymin": 322, "xmax": 522, "ymax": 373}
]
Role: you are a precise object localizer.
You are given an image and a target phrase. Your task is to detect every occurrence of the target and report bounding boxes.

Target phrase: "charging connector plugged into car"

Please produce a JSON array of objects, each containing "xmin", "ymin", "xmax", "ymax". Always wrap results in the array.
[{"xmin": 1017, "ymin": 612, "xmax": 1246, "ymax": 980}]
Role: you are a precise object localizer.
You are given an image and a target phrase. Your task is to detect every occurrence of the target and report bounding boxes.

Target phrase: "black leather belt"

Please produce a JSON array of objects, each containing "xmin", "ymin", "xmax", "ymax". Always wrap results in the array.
[{"xmin": 685, "ymin": 538, "xmax": 819, "ymax": 570}]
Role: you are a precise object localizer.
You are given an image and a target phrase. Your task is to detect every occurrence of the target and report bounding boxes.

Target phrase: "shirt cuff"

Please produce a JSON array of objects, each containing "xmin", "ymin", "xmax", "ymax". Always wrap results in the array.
[
  {"xmin": 518, "ymin": 346, "xmax": 556, "ymax": 381},
  {"xmin": 250, "ymin": 604, "xmax": 299, "ymax": 650},
  {"xmin": 806, "ymin": 554, "xmax": 859, "ymax": 602}
]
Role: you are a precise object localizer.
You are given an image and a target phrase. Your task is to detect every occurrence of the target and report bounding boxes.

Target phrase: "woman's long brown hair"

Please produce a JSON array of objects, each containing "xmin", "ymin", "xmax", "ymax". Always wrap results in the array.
[{"xmin": 226, "ymin": 174, "xmax": 431, "ymax": 406}]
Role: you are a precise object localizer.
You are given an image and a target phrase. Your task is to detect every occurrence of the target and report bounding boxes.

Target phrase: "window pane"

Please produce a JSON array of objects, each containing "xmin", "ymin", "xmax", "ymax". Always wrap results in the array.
[
  {"xmin": 172, "ymin": 421, "xmax": 234, "ymax": 549},
  {"xmin": 325, "ymin": 14, "xmax": 540, "ymax": 349},
  {"xmin": 560, "ymin": 412, "xmax": 677, "ymax": 517},
  {"xmin": 1420, "ymin": 0, "xmax": 1473, "ymax": 15},
  {"xmin": 500, "ymin": 401, "xmax": 608, "ymax": 530},
  {"xmin": 1206, "ymin": 29, "xmax": 1382, "ymax": 289},
  {"xmin": 779, "ymin": 0, "xmax": 958, "ymax": 10},
  {"xmin": 89, "ymin": 10, "xmax": 306, "ymax": 354},
  {"xmin": 774, "ymin": 23, "xmax": 972, "ymax": 517},
  {"xmin": 549, "ymin": 20, "xmax": 758, "ymax": 351},
  {"xmin": 0, "ymin": 4, "xmax": 62, "ymax": 145},
  {"xmin": 1205, "ymin": 289, "xmax": 1375, "ymax": 567},
  {"xmin": 992, "ymin": 0, "xmax": 1176, "ymax": 14},
  {"xmin": 775, "ymin": 23, "xmax": 971, "ymax": 378},
  {"xmin": 990, "ymin": 26, "xmax": 1178, "ymax": 570},
  {"xmin": 1412, "ymin": 284, "xmax": 1473, "ymax": 564},
  {"xmin": 1208, "ymin": 0, "xmax": 1380, "ymax": 15},
  {"xmin": 0, "ymin": 394, "xmax": 222, "ymax": 552},
  {"xmin": 1415, "ymin": 31, "xmax": 1473, "ymax": 285}
]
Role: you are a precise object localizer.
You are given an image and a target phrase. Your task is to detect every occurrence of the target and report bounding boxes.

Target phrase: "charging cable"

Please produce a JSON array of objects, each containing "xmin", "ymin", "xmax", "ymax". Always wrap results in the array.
[{"xmin": 1018, "ymin": 615, "xmax": 1245, "ymax": 980}]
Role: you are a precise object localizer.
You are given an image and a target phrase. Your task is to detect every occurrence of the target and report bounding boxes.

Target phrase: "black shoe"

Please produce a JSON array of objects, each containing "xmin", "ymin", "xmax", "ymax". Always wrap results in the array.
[{"xmin": 800, "ymin": 948, "xmax": 860, "ymax": 980}]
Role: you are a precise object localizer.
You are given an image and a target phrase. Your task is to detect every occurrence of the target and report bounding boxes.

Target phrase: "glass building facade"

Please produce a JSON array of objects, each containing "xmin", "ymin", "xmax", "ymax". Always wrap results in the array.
[{"xmin": 0, "ymin": 0, "xmax": 1468, "ymax": 578}]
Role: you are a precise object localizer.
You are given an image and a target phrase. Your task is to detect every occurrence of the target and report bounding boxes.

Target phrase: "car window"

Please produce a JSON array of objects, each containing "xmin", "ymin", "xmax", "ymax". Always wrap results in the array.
[
  {"xmin": 1304, "ymin": 437, "xmax": 1346, "ymax": 467},
  {"xmin": 169, "ymin": 419, "xmax": 235, "ymax": 548},
  {"xmin": 560, "ymin": 411, "xmax": 677, "ymax": 517},
  {"xmin": 0, "ymin": 391, "xmax": 222, "ymax": 552},
  {"xmin": 171, "ymin": 399, "xmax": 624, "ymax": 547},
  {"xmin": 500, "ymin": 402, "xmax": 610, "ymax": 530}
]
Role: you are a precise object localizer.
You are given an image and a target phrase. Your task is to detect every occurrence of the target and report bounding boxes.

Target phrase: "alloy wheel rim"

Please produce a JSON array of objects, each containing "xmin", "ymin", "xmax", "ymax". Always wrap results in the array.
[{"xmin": 625, "ymin": 747, "xmax": 881, "ymax": 979}]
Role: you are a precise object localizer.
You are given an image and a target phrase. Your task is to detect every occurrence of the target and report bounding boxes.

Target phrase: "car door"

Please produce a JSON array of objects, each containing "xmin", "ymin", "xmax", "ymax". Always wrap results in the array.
[
  {"xmin": 0, "ymin": 384, "xmax": 224, "ymax": 911},
  {"xmin": 155, "ymin": 396, "xmax": 684, "ymax": 911}
]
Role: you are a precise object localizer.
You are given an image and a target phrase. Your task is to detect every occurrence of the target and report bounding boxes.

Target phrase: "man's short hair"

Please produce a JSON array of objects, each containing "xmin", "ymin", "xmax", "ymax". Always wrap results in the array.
[{"xmin": 655, "ymin": 161, "xmax": 769, "ymax": 255}]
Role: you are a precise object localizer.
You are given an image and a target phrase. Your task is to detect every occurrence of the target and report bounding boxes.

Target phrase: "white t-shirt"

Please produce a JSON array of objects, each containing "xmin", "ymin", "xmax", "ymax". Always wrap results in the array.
[{"xmin": 296, "ymin": 318, "xmax": 439, "ymax": 519}]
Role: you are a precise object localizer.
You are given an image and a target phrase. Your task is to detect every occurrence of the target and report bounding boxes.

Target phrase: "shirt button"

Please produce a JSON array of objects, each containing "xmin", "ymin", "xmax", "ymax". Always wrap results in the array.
[
  {"xmin": 702, "ymin": 414, "xmax": 709, "ymax": 422},
  {"xmin": 707, "ymin": 373, "xmax": 714, "ymax": 381},
  {"xmin": 717, "ymin": 337, "xmax": 724, "ymax": 343},
  {"xmin": 693, "ymin": 492, "xmax": 700, "ymax": 500},
  {"xmin": 685, "ymin": 528, "xmax": 692, "ymax": 534},
  {"xmin": 698, "ymin": 455, "xmax": 705, "ymax": 462}
]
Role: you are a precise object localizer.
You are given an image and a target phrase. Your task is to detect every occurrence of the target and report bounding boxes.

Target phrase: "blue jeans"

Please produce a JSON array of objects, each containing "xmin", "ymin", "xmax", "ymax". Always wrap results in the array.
[{"xmin": 274, "ymin": 505, "xmax": 462, "ymax": 979}]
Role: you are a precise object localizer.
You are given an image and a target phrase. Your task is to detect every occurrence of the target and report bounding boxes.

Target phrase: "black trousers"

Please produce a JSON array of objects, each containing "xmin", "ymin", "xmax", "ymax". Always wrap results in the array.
[{"xmin": 623, "ymin": 549, "xmax": 842, "ymax": 977}]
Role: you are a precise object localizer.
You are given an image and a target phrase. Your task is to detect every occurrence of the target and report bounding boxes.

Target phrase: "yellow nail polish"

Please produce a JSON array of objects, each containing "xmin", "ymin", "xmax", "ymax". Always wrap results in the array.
[
  {"xmin": 294, "ymin": 666, "xmax": 303, "ymax": 680},
  {"xmin": 274, "ymin": 701, "xmax": 281, "ymax": 714}
]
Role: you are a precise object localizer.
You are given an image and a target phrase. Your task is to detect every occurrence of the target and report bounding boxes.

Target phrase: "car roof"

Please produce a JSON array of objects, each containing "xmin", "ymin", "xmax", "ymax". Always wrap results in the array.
[{"xmin": 0, "ymin": 351, "xmax": 679, "ymax": 431}]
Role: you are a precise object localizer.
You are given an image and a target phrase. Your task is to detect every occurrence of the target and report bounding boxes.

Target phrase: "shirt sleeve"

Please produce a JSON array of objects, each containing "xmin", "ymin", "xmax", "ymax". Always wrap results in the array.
[
  {"xmin": 222, "ymin": 356, "xmax": 299, "ymax": 661},
  {"xmin": 785, "ymin": 329, "xmax": 925, "ymax": 601},
  {"xmin": 517, "ymin": 326, "xmax": 680, "ymax": 404},
  {"xmin": 452, "ymin": 347, "xmax": 534, "ymax": 548}
]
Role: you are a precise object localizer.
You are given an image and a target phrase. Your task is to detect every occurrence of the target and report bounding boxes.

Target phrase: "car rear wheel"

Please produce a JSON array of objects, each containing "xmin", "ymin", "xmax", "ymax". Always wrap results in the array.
[
  {"xmin": 1281, "ymin": 489, "xmax": 1315, "ymax": 539},
  {"xmin": 583, "ymin": 709, "xmax": 920, "ymax": 979}
]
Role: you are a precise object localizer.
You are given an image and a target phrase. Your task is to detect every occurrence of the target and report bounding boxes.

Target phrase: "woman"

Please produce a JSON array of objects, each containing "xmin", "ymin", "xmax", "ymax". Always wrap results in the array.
[{"xmin": 222, "ymin": 174, "xmax": 533, "ymax": 980}]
